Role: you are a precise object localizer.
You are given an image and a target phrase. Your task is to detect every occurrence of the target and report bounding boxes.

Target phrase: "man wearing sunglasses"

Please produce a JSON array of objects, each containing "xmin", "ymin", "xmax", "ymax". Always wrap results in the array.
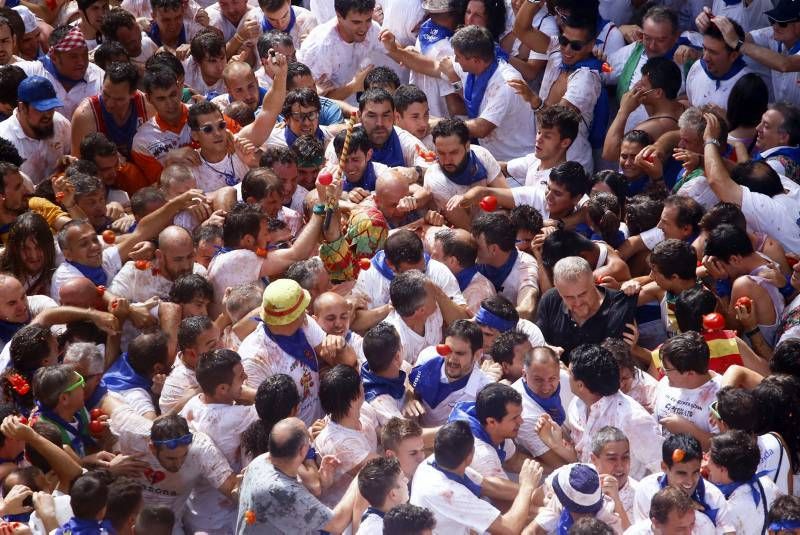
[{"xmin": 708, "ymin": 0, "xmax": 800, "ymax": 108}]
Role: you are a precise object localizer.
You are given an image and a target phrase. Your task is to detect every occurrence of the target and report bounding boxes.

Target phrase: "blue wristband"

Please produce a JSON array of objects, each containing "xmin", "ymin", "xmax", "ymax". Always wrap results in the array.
[
  {"xmin": 780, "ymin": 273, "xmax": 795, "ymax": 298},
  {"xmin": 305, "ymin": 446, "xmax": 317, "ymax": 461}
]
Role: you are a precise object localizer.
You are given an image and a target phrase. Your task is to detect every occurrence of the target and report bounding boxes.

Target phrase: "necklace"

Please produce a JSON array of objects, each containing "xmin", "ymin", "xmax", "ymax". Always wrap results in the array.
[{"xmin": 201, "ymin": 153, "xmax": 237, "ymax": 186}]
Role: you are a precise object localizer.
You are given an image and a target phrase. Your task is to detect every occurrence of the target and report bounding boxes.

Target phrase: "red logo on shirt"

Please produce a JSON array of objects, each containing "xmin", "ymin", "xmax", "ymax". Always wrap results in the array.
[{"xmin": 144, "ymin": 468, "xmax": 166, "ymax": 485}]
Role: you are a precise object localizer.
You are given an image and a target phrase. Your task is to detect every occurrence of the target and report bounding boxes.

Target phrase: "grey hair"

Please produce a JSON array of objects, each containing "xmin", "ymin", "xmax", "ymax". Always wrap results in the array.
[
  {"xmin": 160, "ymin": 164, "xmax": 195, "ymax": 192},
  {"xmin": 590, "ymin": 426, "xmax": 629, "ymax": 456},
  {"xmin": 678, "ymin": 107, "xmax": 705, "ymax": 137},
  {"xmin": 285, "ymin": 257, "xmax": 326, "ymax": 291},
  {"xmin": 523, "ymin": 346, "xmax": 559, "ymax": 368},
  {"xmin": 434, "ymin": 227, "xmax": 455, "ymax": 243},
  {"xmin": 224, "ymin": 282, "xmax": 263, "ymax": 322},
  {"xmin": 553, "ymin": 256, "xmax": 592, "ymax": 284},
  {"xmin": 63, "ymin": 342, "xmax": 105, "ymax": 375}
]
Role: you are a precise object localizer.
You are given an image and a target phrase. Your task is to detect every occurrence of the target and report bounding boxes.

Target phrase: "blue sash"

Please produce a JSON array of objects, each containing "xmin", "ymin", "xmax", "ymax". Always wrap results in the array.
[
  {"xmin": 418, "ymin": 19, "xmax": 453, "ymax": 53},
  {"xmin": 410, "ymin": 356, "xmax": 471, "ymax": 409},
  {"xmin": 103, "ymin": 353, "xmax": 152, "ymax": 392},
  {"xmin": 36, "ymin": 402, "xmax": 94, "ymax": 457},
  {"xmin": 55, "ymin": 517, "xmax": 107, "ymax": 535},
  {"xmin": 66, "ymin": 260, "xmax": 107, "ymax": 286},
  {"xmin": 99, "ymin": 95, "xmax": 140, "ymax": 156},
  {"xmin": 41, "ymin": 55, "xmax": 86, "ymax": 86},
  {"xmin": 263, "ymin": 323, "xmax": 319, "ymax": 372},
  {"xmin": 455, "ymin": 265, "xmax": 478, "ymax": 292},
  {"xmin": 148, "ymin": 20, "xmax": 187, "ymax": 46},
  {"xmin": 778, "ymin": 40, "xmax": 800, "ymax": 55},
  {"xmin": 372, "ymin": 128, "xmax": 405, "ymax": 167},
  {"xmin": 443, "ymin": 150, "xmax": 488, "ymax": 186},
  {"xmin": 557, "ymin": 509, "xmax": 574, "ymax": 535},
  {"xmin": 478, "ymin": 248, "xmax": 517, "ymax": 292},
  {"xmin": 754, "ymin": 146, "xmax": 800, "ymax": 164},
  {"xmin": 429, "ymin": 460, "xmax": 481, "ymax": 497},
  {"xmin": 262, "ymin": 6, "xmax": 296, "ymax": 33},
  {"xmin": 370, "ymin": 250, "xmax": 430, "ymax": 282},
  {"xmin": 465, "ymin": 57, "xmax": 499, "ymax": 119},
  {"xmin": 716, "ymin": 476, "xmax": 762, "ymax": 506},
  {"xmin": 659, "ymin": 475, "xmax": 719, "ymax": 524},
  {"xmin": 361, "ymin": 362, "xmax": 406, "ymax": 402},
  {"xmin": 448, "ymin": 401, "xmax": 506, "ymax": 462},
  {"xmin": 343, "ymin": 161, "xmax": 378, "ymax": 192},
  {"xmin": 523, "ymin": 380, "xmax": 565, "ymax": 425},
  {"xmin": 699, "ymin": 57, "xmax": 748, "ymax": 89}
]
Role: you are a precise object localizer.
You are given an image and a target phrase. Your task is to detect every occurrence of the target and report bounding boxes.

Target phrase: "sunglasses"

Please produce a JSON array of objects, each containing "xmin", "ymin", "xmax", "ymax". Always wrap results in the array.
[
  {"xmin": 63, "ymin": 373, "xmax": 85, "ymax": 394},
  {"xmin": 152, "ymin": 433, "xmax": 193, "ymax": 449},
  {"xmin": 769, "ymin": 16, "xmax": 798, "ymax": 27},
  {"xmin": 290, "ymin": 111, "xmax": 319, "ymax": 123},
  {"xmin": 709, "ymin": 400, "xmax": 721, "ymax": 420},
  {"xmin": 558, "ymin": 34, "xmax": 589, "ymax": 51},
  {"xmin": 194, "ymin": 120, "xmax": 227, "ymax": 134}
]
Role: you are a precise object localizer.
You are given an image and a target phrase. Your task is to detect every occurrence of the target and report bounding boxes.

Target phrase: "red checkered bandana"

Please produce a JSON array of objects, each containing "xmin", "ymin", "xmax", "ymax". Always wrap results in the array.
[{"xmin": 52, "ymin": 26, "xmax": 87, "ymax": 52}]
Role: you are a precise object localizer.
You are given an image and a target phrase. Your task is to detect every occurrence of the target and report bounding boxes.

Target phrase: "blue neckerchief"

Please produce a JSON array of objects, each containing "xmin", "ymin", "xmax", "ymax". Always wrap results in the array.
[
  {"xmin": 410, "ymin": 356, "xmax": 471, "ymax": 409},
  {"xmin": 361, "ymin": 362, "xmax": 406, "ymax": 402},
  {"xmin": 231, "ymin": 86, "xmax": 267, "ymax": 108},
  {"xmin": 770, "ymin": 520, "xmax": 800, "ymax": 530},
  {"xmin": 699, "ymin": 57, "xmax": 748, "ymax": 89},
  {"xmin": 465, "ymin": 56, "xmax": 500, "ymax": 119},
  {"xmin": 494, "ymin": 42, "xmax": 509, "ymax": 61},
  {"xmin": 455, "ymin": 265, "xmax": 479, "ymax": 292},
  {"xmin": 40, "ymin": 55, "xmax": 86, "ymax": 86},
  {"xmin": 100, "ymin": 520, "xmax": 117, "ymax": 535},
  {"xmin": 0, "ymin": 452, "xmax": 24, "ymax": 465},
  {"xmin": 418, "ymin": 18, "xmax": 454, "ymax": 52},
  {"xmin": 343, "ymin": 161, "xmax": 378, "ymax": 192},
  {"xmin": 66, "ymin": 261, "xmax": 107, "ymax": 286},
  {"xmin": 212, "ymin": 245, "xmax": 234, "ymax": 259},
  {"xmin": 360, "ymin": 507, "xmax": 385, "ymax": 522},
  {"xmin": 5, "ymin": 512, "xmax": 30, "ymax": 523},
  {"xmin": 715, "ymin": 476, "xmax": 761, "ymax": 506},
  {"xmin": 147, "ymin": 20, "xmax": 187, "ymax": 47},
  {"xmin": 262, "ymin": 6, "xmax": 296, "ymax": 33},
  {"xmin": 474, "ymin": 306, "xmax": 515, "ymax": 332},
  {"xmin": 429, "ymin": 460, "xmax": 481, "ymax": 497},
  {"xmin": 522, "ymin": 380, "xmax": 565, "ymax": 425},
  {"xmin": 478, "ymin": 248, "xmax": 518, "ymax": 292},
  {"xmin": 55, "ymin": 517, "xmax": 106, "ymax": 535},
  {"xmin": 205, "ymin": 89, "xmax": 221, "ymax": 101},
  {"xmin": 443, "ymin": 150, "xmax": 488, "ymax": 186},
  {"xmin": 372, "ymin": 128, "xmax": 405, "ymax": 167},
  {"xmin": 35, "ymin": 402, "xmax": 94, "ymax": 457},
  {"xmin": 658, "ymin": 474, "xmax": 719, "ymax": 524},
  {"xmin": 103, "ymin": 353, "xmax": 152, "ymax": 392},
  {"xmin": 85, "ymin": 379, "xmax": 108, "ymax": 410},
  {"xmin": 560, "ymin": 55, "xmax": 603, "ymax": 73},
  {"xmin": 285, "ymin": 125, "xmax": 324, "ymax": 147},
  {"xmin": 661, "ymin": 36, "xmax": 699, "ymax": 60},
  {"xmin": 778, "ymin": 39, "xmax": 800, "ymax": 55},
  {"xmin": 99, "ymin": 95, "xmax": 140, "ymax": 155},
  {"xmin": 370, "ymin": 250, "xmax": 430, "ymax": 282},
  {"xmin": 0, "ymin": 319, "xmax": 27, "ymax": 345},
  {"xmin": 263, "ymin": 323, "xmax": 319, "ymax": 372},
  {"xmin": 722, "ymin": 0, "xmax": 741, "ymax": 5},
  {"xmin": 754, "ymin": 146, "xmax": 800, "ymax": 164},
  {"xmin": 590, "ymin": 230, "xmax": 625, "ymax": 249},
  {"xmin": 448, "ymin": 401, "xmax": 506, "ymax": 462},
  {"xmin": 557, "ymin": 509, "xmax": 574, "ymax": 535}
]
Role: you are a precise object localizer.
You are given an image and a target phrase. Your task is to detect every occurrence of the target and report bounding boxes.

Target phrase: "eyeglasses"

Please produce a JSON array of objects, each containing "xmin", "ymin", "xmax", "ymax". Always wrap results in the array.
[
  {"xmin": 63, "ymin": 373, "xmax": 85, "ymax": 393},
  {"xmin": 768, "ymin": 16, "xmax": 797, "ymax": 27},
  {"xmin": 558, "ymin": 34, "xmax": 589, "ymax": 51},
  {"xmin": 289, "ymin": 111, "xmax": 319, "ymax": 123},
  {"xmin": 152, "ymin": 433, "xmax": 193, "ymax": 449},
  {"xmin": 709, "ymin": 400, "xmax": 721, "ymax": 420},
  {"xmin": 194, "ymin": 120, "xmax": 227, "ymax": 134}
]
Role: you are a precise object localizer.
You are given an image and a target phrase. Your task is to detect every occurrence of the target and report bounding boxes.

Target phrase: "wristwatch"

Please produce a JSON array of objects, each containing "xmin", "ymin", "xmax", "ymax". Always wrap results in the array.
[
  {"xmin": 704, "ymin": 139, "xmax": 721, "ymax": 148},
  {"xmin": 312, "ymin": 203, "xmax": 326, "ymax": 215},
  {"xmin": 451, "ymin": 80, "xmax": 463, "ymax": 92},
  {"xmin": 734, "ymin": 39, "xmax": 744, "ymax": 52}
]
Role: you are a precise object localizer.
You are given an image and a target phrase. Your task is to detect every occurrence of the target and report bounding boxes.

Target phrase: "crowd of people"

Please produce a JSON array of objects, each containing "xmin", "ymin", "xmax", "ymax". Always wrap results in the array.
[{"xmin": 0, "ymin": 0, "xmax": 797, "ymax": 532}]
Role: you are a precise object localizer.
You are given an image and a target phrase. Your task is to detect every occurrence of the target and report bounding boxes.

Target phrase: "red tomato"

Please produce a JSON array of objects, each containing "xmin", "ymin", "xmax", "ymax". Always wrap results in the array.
[
  {"xmin": 644, "ymin": 154, "xmax": 655, "ymax": 163},
  {"xmin": 101, "ymin": 230, "xmax": 115, "ymax": 244},
  {"xmin": 318, "ymin": 173, "xmax": 333, "ymax": 186},
  {"xmin": 18, "ymin": 416, "xmax": 27, "ymax": 425},
  {"xmin": 672, "ymin": 448, "xmax": 685, "ymax": 463},
  {"xmin": 358, "ymin": 258, "xmax": 371, "ymax": 270},
  {"xmin": 436, "ymin": 344, "xmax": 451, "ymax": 356},
  {"xmin": 702, "ymin": 312, "xmax": 725, "ymax": 331},
  {"xmin": 478, "ymin": 195, "xmax": 497, "ymax": 212},
  {"xmin": 256, "ymin": 247, "xmax": 268, "ymax": 258},
  {"xmin": 96, "ymin": 285, "xmax": 105, "ymax": 296},
  {"xmin": 90, "ymin": 408, "xmax": 105, "ymax": 420},
  {"xmin": 55, "ymin": 192, "xmax": 65, "ymax": 201},
  {"xmin": 134, "ymin": 260, "xmax": 149, "ymax": 270},
  {"xmin": 89, "ymin": 420, "xmax": 105, "ymax": 435},
  {"xmin": 735, "ymin": 296, "xmax": 752, "ymax": 312}
]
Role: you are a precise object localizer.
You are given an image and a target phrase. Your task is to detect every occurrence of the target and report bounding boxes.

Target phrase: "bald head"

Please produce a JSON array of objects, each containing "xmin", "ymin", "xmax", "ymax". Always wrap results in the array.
[
  {"xmin": 223, "ymin": 61, "xmax": 254, "ymax": 82},
  {"xmin": 158, "ymin": 226, "xmax": 193, "ymax": 250},
  {"xmin": 60, "ymin": 277, "xmax": 99, "ymax": 308},
  {"xmin": 0, "ymin": 274, "xmax": 23, "ymax": 296},
  {"xmin": 268, "ymin": 417, "xmax": 308, "ymax": 461},
  {"xmin": 375, "ymin": 170, "xmax": 410, "ymax": 198},
  {"xmin": 313, "ymin": 291, "xmax": 346, "ymax": 315},
  {"xmin": 526, "ymin": 346, "xmax": 560, "ymax": 368},
  {"xmin": 157, "ymin": 226, "xmax": 196, "ymax": 280}
]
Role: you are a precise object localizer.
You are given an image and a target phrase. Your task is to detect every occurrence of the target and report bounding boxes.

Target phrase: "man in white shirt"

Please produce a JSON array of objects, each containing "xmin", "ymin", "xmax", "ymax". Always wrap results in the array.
[
  {"xmin": 361, "ymin": 322, "xmax": 408, "ymax": 425},
  {"xmin": 751, "ymin": 103, "xmax": 800, "ymax": 183},
  {"xmin": 356, "ymin": 89, "xmax": 426, "ymax": 169},
  {"xmin": 410, "ymin": 420, "xmax": 541, "ymax": 535},
  {"xmin": 298, "ymin": 0, "xmax": 385, "ymax": 105},
  {"xmin": 206, "ymin": 0, "xmax": 261, "ymax": 43},
  {"xmin": 633, "ymin": 433, "xmax": 736, "ymax": 534},
  {"xmin": 410, "ymin": 320, "xmax": 493, "ymax": 427},
  {"xmin": 590, "ymin": 426, "xmax": 639, "ymax": 528},
  {"xmin": 386, "ymin": 270, "xmax": 468, "ymax": 365},
  {"xmin": 474, "ymin": 295, "xmax": 547, "ymax": 354},
  {"xmin": 258, "ymin": 0, "xmax": 317, "ymax": 49},
  {"xmin": 625, "ymin": 486, "xmax": 716, "ymax": 535},
  {"xmin": 103, "ymin": 333, "xmax": 168, "ymax": 418},
  {"xmin": 430, "ymin": 228, "xmax": 495, "ymax": 315},
  {"xmin": 357, "ymin": 457, "xmax": 410, "ymax": 535},
  {"xmin": 0, "ymin": 75, "xmax": 70, "ymax": 185},
  {"xmin": 425, "ymin": 118, "xmax": 507, "ymax": 228},
  {"xmin": 705, "ymin": 430, "xmax": 781, "ymax": 535},
  {"xmin": 686, "ymin": 19, "xmax": 751, "ymax": 110}
]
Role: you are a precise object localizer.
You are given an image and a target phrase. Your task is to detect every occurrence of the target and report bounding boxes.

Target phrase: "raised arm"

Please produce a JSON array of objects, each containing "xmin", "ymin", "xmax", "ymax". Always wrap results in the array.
[
  {"xmin": 702, "ymin": 113, "xmax": 743, "ymax": 205},
  {"xmin": 512, "ymin": 0, "xmax": 550, "ymax": 54},
  {"xmin": 715, "ymin": 16, "xmax": 800, "ymax": 73},
  {"xmin": 238, "ymin": 51, "xmax": 288, "ymax": 147}
]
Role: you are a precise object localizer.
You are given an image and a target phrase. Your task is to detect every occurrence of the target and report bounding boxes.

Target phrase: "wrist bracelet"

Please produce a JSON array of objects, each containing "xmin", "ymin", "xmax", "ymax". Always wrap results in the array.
[
  {"xmin": 534, "ymin": 98, "xmax": 545, "ymax": 112},
  {"xmin": 745, "ymin": 326, "xmax": 760, "ymax": 337},
  {"xmin": 704, "ymin": 139, "xmax": 720, "ymax": 148},
  {"xmin": 312, "ymin": 203, "xmax": 326, "ymax": 215}
]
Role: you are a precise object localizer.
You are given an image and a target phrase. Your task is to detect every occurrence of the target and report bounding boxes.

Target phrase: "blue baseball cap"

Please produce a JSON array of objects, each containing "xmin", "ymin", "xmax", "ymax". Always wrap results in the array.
[{"xmin": 18, "ymin": 76, "xmax": 63, "ymax": 112}]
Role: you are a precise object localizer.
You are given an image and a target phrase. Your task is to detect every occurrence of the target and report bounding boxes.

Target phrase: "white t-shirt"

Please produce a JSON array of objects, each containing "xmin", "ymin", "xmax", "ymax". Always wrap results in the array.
[
  {"xmin": 182, "ymin": 55, "xmax": 226, "ymax": 96},
  {"xmin": 385, "ymin": 308, "xmax": 444, "ymax": 366},
  {"xmin": 108, "ymin": 260, "xmax": 206, "ymax": 303},
  {"xmin": 116, "ymin": 386, "xmax": 156, "ymax": 416},
  {"xmin": 255, "ymin": 5, "xmax": 318, "ymax": 48},
  {"xmin": 511, "ymin": 370, "xmax": 571, "ymax": 457},
  {"xmin": 413, "ymin": 360, "xmax": 493, "ymax": 428},
  {"xmin": 314, "ymin": 404, "xmax": 379, "ymax": 506},
  {"xmin": 424, "ymin": 145, "xmax": 502, "ymax": 211},
  {"xmin": 193, "ymin": 151, "xmax": 250, "ymax": 193},
  {"xmin": 685, "ymin": 60, "xmax": 752, "ymax": 110},
  {"xmin": 750, "ymin": 27, "xmax": 800, "ymax": 107},
  {"xmin": 758, "ymin": 432, "xmax": 793, "ymax": 495},
  {"xmin": 470, "ymin": 435, "xmax": 516, "ymax": 480},
  {"xmin": 410, "ymin": 457, "xmax": 498, "ymax": 535},
  {"xmin": 740, "ymin": 183, "xmax": 800, "ymax": 254},
  {"xmin": 452, "ymin": 60, "xmax": 536, "ymax": 162},
  {"xmin": 463, "ymin": 271, "xmax": 496, "ymax": 315},
  {"xmin": 18, "ymin": 60, "xmax": 105, "ymax": 121},
  {"xmin": 207, "ymin": 249, "xmax": 265, "ymax": 310},
  {"xmin": 323, "ymin": 125, "xmax": 424, "ymax": 168},
  {"xmin": 624, "ymin": 511, "xmax": 715, "ymax": 535},
  {"xmin": 159, "ymin": 356, "xmax": 198, "ymax": 415},
  {"xmin": 354, "ymin": 257, "xmax": 466, "ymax": 310},
  {"xmin": 410, "ymin": 35, "xmax": 455, "ymax": 119},
  {"xmin": 238, "ymin": 315, "xmax": 327, "ymax": 425},
  {"xmin": 0, "ymin": 109, "xmax": 71, "ymax": 185},
  {"xmin": 653, "ymin": 375, "xmax": 722, "ymax": 438},
  {"xmin": 50, "ymin": 245, "xmax": 122, "ymax": 301},
  {"xmin": 493, "ymin": 250, "xmax": 539, "ymax": 307}
]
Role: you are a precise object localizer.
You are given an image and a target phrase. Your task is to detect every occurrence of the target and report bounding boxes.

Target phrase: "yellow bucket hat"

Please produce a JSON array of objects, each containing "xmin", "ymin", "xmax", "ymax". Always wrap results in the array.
[{"xmin": 260, "ymin": 279, "xmax": 311, "ymax": 326}]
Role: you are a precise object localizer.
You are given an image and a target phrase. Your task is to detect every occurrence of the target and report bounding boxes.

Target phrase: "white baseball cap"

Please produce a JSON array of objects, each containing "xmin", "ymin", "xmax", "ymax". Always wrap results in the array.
[{"xmin": 12, "ymin": 6, "xmax": 38, "ymax": 35}]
